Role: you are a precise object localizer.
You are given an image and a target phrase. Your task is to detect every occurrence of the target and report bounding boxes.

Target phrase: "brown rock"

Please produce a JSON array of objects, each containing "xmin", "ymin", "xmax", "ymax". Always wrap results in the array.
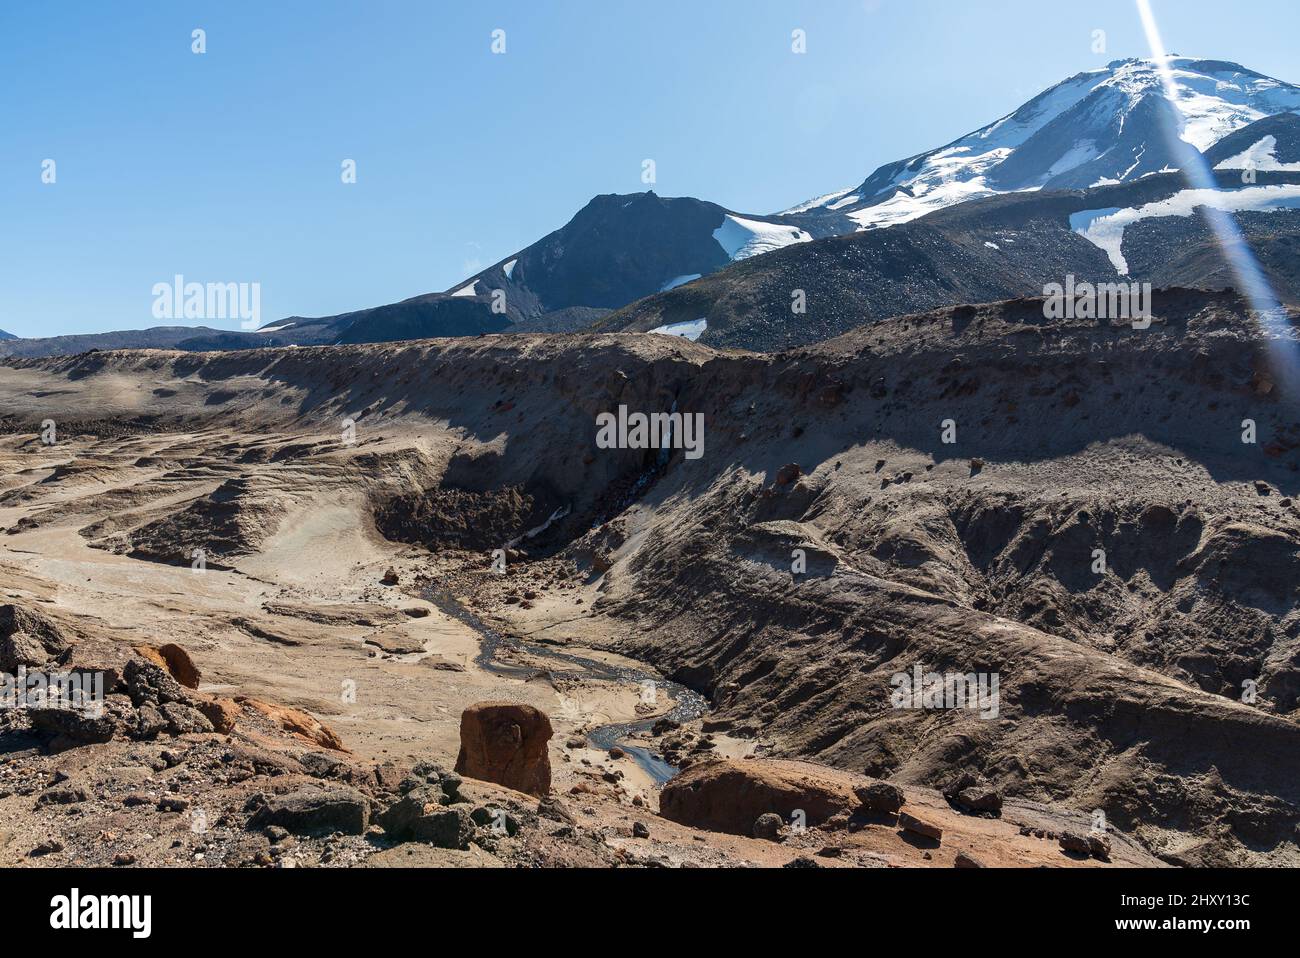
[
  {"xmin": 955, "ymin": 785, "xmax": 1003, "ymax": 816},
  {"xmin": 454, "ymin": 701, "xmax": 553, "ymax": 797},
  {"xmin": 752, "ymin": 812, "xmax": 785, "ymax": 841},
  {"xmin": 854, "ymin": 779, "xmax": 904, "ymax": 814},
  {"xmin": 659, "ymin": 759, "xmax": 858, "ymax": 836},
  {"xmin": 898, "ymin": 811, "xmax": 943, "ymax": 842},
  {"xmin": 0, "ymin": 604, "xmax": 71, "ymax": 672},
  {"xmin": 374, "ymin": 760, "xmax": 412, "ymax": 792},
  {"xmin": 1059, "ymin": 831, "xmax": 1092, "ymax": 855},
  {"xmin": 774, "ymin": 463, "xmax": 802, "ymax": 488},
  {"xmin": 954, "ymin": 851, "xmax": 985, "ymax": 868},
  {"xmin": 363, "ymin": 630, "xmax": 426, "ymax": 655}
]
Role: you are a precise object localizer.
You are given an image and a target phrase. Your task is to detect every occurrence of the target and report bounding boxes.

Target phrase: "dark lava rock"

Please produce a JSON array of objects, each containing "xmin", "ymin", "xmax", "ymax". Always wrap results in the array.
[
  {"xmin": 1058, "ymin": 831, "xmax": 1092, "ymax": 855},
  {"xmin": 375, "ymin": 786, "xmax": 474, "ymax": 847},
  {"xmin": 752, "ymin": 812, "xmax": 785, "ymax": 842},
  {"xmin": 854, "ymin": 779, "xmax": 904, "ymax": 814},
  {"xmin": 955, "ymin": 785, "xmax": 1003, "ymax": 817},
  {"xmin": 0, "ymin": 604, "xmax": 71, "ymax": 672},
  {"xmin": 248, "ymin": 786, "xmax": 370, "ymax": 836}
]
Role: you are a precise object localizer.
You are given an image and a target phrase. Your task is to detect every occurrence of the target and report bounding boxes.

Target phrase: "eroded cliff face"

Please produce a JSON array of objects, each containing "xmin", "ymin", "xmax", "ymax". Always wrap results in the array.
[{"xmin": 3, "ymin": 287, "xmax": 1299, "ymax": 864}]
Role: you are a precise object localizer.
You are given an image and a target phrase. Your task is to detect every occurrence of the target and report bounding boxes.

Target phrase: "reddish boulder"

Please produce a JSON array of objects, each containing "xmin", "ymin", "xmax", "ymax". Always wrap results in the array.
[
  {"xmin": 774, "ymin": 463, "xmax": 803, "ymax": 488},
  {"xmin": 899, "ymin": 811, "xmax": 943, "ymax": 842},
  {"xmin": 454, "ymin": 702, "xmax": 553, "ymax": 797},
  {"xmin": 659, "ymin": 759, "xmax": 858, "ymax": 835}
]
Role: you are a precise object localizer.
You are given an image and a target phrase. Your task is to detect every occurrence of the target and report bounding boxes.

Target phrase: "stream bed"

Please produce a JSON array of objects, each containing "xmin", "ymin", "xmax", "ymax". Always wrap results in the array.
[{"xmin": 424, "ymin": 587, "xmax": 709, "ymax": 784}]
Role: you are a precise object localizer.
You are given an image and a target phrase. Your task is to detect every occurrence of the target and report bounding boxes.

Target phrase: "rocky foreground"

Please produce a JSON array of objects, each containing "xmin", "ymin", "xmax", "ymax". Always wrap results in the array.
[
  {"xmin": 0, "ymin": 600, "xmax": 1157, "ymax": 868},
  {"xmin": 0, "ymin": 287, "xmax": 1298, "ymax": 866}
]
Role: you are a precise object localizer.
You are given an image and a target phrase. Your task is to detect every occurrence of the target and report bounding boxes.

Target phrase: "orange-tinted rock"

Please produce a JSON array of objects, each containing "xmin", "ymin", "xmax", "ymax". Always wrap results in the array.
[
  {"xmin": 454, "ymin": 701, "xmax": 553, "ymax": 797},
  {"xmin": 196, "ymin": 696, "xmax": 240, "ymax": 734},
  {"xmin": 238, "ymin": 697, "xmax": 347, "ymax": 752},
  {"xmin": 135, "ymin": 643, "xmax": 201, "ymax": 689},
  {"xmin": 659, "ymin": 758, "xmax": 858, "ymax": 835}
]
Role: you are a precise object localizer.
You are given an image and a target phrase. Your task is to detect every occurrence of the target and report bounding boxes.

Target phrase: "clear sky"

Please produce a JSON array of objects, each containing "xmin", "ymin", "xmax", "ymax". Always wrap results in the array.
[{"xmin": 2, "ymin": 0, "xmax": 1297, "ymax": 338}]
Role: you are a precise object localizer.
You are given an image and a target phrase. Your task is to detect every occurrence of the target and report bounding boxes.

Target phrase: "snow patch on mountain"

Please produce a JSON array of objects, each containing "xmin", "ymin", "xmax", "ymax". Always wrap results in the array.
[
  {"xmin": 1048, "ymin": 140, "xmax": 1100, "ymax": 177},
  {"xmin": 1071, "ymin": 185, "xmax": 1300, "ymax": 273},
  {"xmin": 451, "ymin": 281, "xmax": 481, "ymax": 298},
  {"xmin": 649, "ymin": 318, "xmax": 707, "ymax": 341},
  {"xmin": 660, "ymin": 274, "xmax": 702, "ymax": 292},
  {"xmin": 780, "ymin": 187, "xmax": 856, "ymax": 215},
  {"xmin": 502, "ymin": 259, "xmax": 517, "ymax": 279},
  {"xmin": 1214, "ymin": 135, "xmax": 1300, "ymax": 172},
  {"xmin": 713, "ymin": 215, "xmax": 812, "ymax": 261}
]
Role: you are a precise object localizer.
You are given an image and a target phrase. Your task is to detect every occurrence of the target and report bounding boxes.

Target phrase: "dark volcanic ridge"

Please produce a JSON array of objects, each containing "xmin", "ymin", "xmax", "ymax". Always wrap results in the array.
[{"xmin": 599, "ymin": 171, "xmax": 1300, "ymax": 351}]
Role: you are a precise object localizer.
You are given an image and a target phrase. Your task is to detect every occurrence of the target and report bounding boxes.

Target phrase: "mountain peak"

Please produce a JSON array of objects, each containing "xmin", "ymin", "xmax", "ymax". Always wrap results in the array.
[{"xmin": 790, "ymin": 57, "xmax": 1300, "ymax": 231}]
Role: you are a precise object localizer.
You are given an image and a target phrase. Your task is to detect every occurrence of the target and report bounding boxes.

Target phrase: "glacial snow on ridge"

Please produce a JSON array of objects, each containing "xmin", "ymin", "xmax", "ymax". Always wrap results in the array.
[
  {"xmin": 1070, "ymin": 184, "xmax": 1300, "ymax": 274},
  {"xmin": 713, "ymin": 214, "xmax": 812, "ymax": 261}
]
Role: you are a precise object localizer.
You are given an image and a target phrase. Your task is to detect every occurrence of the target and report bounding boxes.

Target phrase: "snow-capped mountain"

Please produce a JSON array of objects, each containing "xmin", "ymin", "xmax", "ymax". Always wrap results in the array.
[
  {"xmin": 602, "ymin": 166, "xmax": 1300, "ymax": 351},
  {"xmin": 790, "ymin": 57, "xmax": 1300, "ymax": 232}
]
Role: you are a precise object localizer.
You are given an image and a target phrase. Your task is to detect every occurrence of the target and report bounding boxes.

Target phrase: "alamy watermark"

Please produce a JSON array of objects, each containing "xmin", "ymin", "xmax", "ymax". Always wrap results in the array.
[
  {"xmin": 1043, "ymin": 275, "xmax": 1152, "ymax": 329},
  {"xmin": 0, "ymin": 668, "xmax": 105, "ymax": 715},
  {"xmin": 595, "ymin": 405, "xmax": 704, "ymax": 461},
  {"xmin": 152, "ymin": 275, "xmax": 261, "ymax": 330}
]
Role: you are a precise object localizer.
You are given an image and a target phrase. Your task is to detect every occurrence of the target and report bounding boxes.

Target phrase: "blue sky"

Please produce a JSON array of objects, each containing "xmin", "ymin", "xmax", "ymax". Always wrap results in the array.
[{"xmin": 2, "ymin": 0, "xmax": 1297, "ymax": 338}]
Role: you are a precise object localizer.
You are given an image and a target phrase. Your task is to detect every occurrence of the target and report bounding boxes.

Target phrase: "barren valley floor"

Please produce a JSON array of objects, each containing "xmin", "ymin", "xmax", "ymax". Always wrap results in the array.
[{"xmin": 0, "ymin": 289, "xmax": 1298, "ymax": 867}]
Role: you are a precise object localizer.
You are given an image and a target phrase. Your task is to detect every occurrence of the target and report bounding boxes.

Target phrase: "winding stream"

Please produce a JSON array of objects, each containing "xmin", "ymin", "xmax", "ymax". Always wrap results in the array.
[{"xmin": 424, "ymin": 586, "xmax": 709, "ymax": 784}]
